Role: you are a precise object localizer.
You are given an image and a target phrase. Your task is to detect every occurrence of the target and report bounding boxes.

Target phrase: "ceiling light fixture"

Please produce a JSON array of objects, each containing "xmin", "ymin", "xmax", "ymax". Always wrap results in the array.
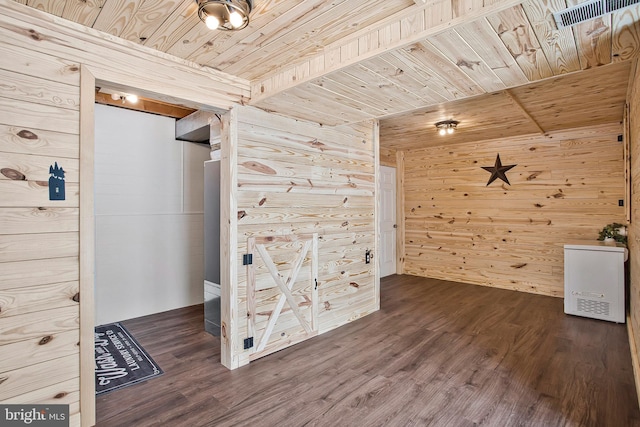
[
  {"xmin": 435, "ymin": 120, "xmax": 459, "ymax": 136},
  {"xmin": 110, "ymin": 92, "xmax": 139, "ymax": 104},
  {"xmin": 196, "ymin": 0, "xmax": 252, "ymax": 31}
]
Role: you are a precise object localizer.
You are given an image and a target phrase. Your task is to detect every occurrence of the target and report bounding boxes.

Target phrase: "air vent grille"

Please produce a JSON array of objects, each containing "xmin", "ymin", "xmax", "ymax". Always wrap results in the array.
[
  {"xmin": 553, "ymin": 0, "xmax": 640, "ymax": 28},
  {"xmin": 577, "ymin": 298, "xmax": 610, "ymax": 316}
]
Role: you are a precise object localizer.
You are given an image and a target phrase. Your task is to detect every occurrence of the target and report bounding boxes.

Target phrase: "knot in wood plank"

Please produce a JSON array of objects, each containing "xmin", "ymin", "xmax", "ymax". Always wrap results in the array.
[
  {"xmin": 39, "ymin": 335, "xmax": 53, "ymax": 345},
  {"xmin": 241, "ymin": 161, "xmax": 276, "ymax": 175},
  {"xmin": 17, "ymin": 129, "xmax": 38, "ymax": 140},
  {"xmin": 1, "ymin": 168, "xmax": 25, "ymax": 181}
]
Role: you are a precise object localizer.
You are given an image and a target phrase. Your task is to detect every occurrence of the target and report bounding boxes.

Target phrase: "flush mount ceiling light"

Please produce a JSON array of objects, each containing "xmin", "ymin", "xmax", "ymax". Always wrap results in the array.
[
  {"xmin": 110, "ymin": 92, "xmax": 138, "ymax": 104},
  {"xmin": 435, "ymin": 120, "xmax": 459, "ymax": 136},
  {"xmin": 196, "ymin": 0, "xmax": 252, "ymax": 31}
]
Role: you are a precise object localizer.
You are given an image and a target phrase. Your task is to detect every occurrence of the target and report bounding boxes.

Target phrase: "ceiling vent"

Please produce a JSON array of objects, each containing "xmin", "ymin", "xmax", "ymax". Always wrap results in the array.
[{"xmin": 553, "ymin": 0, "xmax": 640, "ymax": 28}]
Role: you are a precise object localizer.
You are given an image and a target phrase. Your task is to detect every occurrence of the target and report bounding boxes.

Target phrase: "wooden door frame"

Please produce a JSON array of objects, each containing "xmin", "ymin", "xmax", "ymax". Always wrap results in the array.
[
  {"xmin": 79, "ymin": 66, "xmax": 232, "ymax": 426},
  {"xmin": 395, "ymin": 150, "xmax": 405, "ymax": 275}
]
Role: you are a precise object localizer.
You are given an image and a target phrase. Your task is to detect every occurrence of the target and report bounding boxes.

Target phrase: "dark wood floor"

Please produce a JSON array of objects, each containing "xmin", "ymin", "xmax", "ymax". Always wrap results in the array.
[{"xmin": 96, "ymin": 275, "xmax": 640, "ymax": 426}]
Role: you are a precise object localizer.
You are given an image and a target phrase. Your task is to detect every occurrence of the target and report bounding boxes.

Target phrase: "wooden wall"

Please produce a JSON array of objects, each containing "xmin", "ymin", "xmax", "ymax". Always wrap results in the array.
[
  {"xmin": 401, "ymin": 123, "xmax": 626, "ymax": 296},
  {"xmin": 628, "ymin": 60, "xmax": 640, "ymax": 401},
  {"xmin": 0, "ymin": 2, "xmax": 248, "ymax": 426},
  {"xmin": 221, "ymin": 105, "xmax": 379, "ymax": 368}
]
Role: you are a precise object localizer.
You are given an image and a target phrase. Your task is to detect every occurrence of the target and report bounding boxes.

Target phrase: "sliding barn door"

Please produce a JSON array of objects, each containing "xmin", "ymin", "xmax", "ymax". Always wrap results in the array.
[{"xmin": 246, "ymin": 233, "xmax": 318, "ymax": 361}]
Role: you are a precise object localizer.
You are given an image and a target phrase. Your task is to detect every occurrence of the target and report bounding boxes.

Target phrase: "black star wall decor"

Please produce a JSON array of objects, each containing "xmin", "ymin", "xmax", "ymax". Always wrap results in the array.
[{"xmin": 481, "ymin": 154, "xmax": 517, "ymax": 186}]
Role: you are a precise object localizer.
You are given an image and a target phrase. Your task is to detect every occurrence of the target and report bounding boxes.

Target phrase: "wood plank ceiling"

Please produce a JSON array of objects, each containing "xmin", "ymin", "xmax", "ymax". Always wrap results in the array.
[{"xmin": 13, "ymin": 0, "xmax": 640, "ymax": 149}]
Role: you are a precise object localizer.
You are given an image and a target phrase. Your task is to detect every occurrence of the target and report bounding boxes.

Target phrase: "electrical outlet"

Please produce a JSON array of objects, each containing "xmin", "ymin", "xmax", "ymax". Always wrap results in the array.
[
  {"xmin": 365, "ymin": 249, "xmax": 371, "ymax": 264},
  {"xmin": 619, "ymin": 199, "xmax": 624, "ymax": 207}
]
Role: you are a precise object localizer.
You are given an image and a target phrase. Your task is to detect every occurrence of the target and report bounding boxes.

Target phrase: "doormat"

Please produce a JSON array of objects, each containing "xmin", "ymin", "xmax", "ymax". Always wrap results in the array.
[{"xmin": 95, "ymin": 322, "xmax": 163, "ymax": 395}]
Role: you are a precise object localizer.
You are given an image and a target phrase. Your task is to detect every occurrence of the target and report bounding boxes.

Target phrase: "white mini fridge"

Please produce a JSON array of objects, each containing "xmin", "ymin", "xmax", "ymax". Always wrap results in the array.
[{"xmin": 564, "ymin": 241, "xmax": 627, "ymax": 323}]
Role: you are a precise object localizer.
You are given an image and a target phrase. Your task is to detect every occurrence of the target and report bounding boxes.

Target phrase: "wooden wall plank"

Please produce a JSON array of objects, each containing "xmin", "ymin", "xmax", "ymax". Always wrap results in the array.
[
  {"xmin": 0, "ymin": 305, "xmax": 78, "ymax": 346},
  {"xmin": 0, "ymin": 353, "xmax": 79, "ymax": 401},
  {"xmin": 232, "ymin": 105, "xmax": 377, "ymax": 366},
  {"xmin": 0, "ymin": 68, "xmax": 79, "ymax": 109},
  {"xmin": 1, "ymin": 152, "xmax": 79, "ymax": 183},
  {"xmin": 0, "ymin": 180, "xmax": 79, "ymax": 208},
  {"xmin": 0, "ymin": 124, "xmax": 79, "ymax": 158},
  {"xmin": 220, "ymin": 107, "xmax": 238, "ymax": 369},
  {"xmin": 396, "ymin": 150, "xmax": 405, "ymax": 274},
  {"xmin": 3, "ymin": 377, "xmax": 80, "ymax": 415},
  {"xmin": 0, "ymin": 42, "xmax": 80, "ymax": 86},
  {"xmin": 0, "ymin": 257, "xmax": 78, "ymax": 291},
  {"xmin": 0, "ymin": 97, "xmax": 79, "ymax": 135},
  {"xmin": 0, "ymin": 280, "xmax": 78, "ymax": 318},
  {"xmin": 627, "ymin": 58, "xmax": 640, "ymax": 411},
  {"xmin": 0, "ymin": 233, "xmax": 78, "ymax": 263},
  {"xmin": 402, "ymin": 123, "xmax": 625, "ymax": 296},
  {"xmin": 0, "ymin": 329, "xmax": 79, "ymax": 372},
  {"xmin": 0, "ymin": 207, "xmax": 78, "ymax": 234},
  {"xmin": 78, "ymin": 65, "xmax": 95, "ymax": 427}
]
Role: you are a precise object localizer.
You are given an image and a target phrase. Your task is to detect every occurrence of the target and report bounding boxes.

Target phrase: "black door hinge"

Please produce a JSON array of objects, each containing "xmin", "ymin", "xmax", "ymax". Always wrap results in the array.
[
  {"xmin": 244, "ymin": 337, "xmax": 254, "ymax": 349},
  {"xmin": 243, "ymin": 254, "xmax": 253, "ymax": 265}
]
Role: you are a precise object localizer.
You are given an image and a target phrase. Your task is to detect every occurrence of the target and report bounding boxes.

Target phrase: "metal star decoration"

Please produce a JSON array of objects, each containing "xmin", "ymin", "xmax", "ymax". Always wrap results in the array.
[{"xmin": 481, "ymin": 154, "xmax": 516, "ymax": 186}]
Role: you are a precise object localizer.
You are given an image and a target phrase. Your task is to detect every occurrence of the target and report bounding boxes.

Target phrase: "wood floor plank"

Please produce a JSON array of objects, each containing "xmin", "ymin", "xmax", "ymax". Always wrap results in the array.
[{"xmin": 95, "ymin": 275, "xmax": 640, "ymax": 426}]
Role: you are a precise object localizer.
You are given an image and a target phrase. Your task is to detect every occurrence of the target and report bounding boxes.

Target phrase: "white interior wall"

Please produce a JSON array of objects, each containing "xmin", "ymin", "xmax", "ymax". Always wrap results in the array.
[{"xmin": 94, "ymin": 103, "xmax": 210, "ymax": 325}]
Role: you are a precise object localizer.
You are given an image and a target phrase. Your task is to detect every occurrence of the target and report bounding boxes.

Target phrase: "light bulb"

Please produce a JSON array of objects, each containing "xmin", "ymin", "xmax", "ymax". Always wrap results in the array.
[
  {"xmin": 125, "ymin": 94, "xmax": 138, "ymax": 103},
  {"xmin": 438, "ymin": 128, "xmax": 446, "ymax": 136},
  {"xmin": 447, "ymin": 127, "xmax": 454, "ymax": 134},
  {"xmin": 205, "ymin": 15, "xmax": 220, "ymax": 30},
  {"xmin": 229, "ymin": 10, "xmax": 243, "ymax": 28},
  {"xmin": 110, "ymin": 93, "xmax": 120, "ymax": 101}
]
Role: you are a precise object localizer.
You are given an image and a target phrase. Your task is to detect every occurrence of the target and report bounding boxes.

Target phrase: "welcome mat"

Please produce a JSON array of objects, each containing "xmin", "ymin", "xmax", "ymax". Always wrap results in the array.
[{"xmin": 95, "ymin": 322, "xmax": 163, "ymax": 395}]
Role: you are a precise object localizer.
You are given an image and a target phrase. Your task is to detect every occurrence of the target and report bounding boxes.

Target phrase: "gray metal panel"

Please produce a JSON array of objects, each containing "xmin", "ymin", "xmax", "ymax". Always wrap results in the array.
[{"xmin": 204, "ymin": 160, "xmax": 221, "ymax": 284}]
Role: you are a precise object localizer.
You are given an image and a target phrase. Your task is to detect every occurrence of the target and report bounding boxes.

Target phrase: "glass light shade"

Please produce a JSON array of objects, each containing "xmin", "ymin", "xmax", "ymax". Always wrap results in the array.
[
  {"xmin": 205, "ymin": 15, "xmax": 220, "ymax": 30},
  {"xmin": 438, "ymin": 128, "xmax": 446, "ymax": 136},
  {"xmin": 229, "ymin": 10, "xmax": 243, "ymax": 28},
  {"xmin": 447, "ymin": 127, "xmax": 454, "ymax": 134},
  {"xmin": 125, "ymin": 94, "xmax": 138, "ymax": 103}
]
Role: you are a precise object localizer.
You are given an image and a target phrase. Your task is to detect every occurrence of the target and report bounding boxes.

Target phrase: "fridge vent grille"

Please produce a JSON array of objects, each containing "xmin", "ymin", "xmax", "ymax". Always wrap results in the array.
[{"xmin": 577, "ymin": 298, "xmax": 610, "ymax": 316}]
